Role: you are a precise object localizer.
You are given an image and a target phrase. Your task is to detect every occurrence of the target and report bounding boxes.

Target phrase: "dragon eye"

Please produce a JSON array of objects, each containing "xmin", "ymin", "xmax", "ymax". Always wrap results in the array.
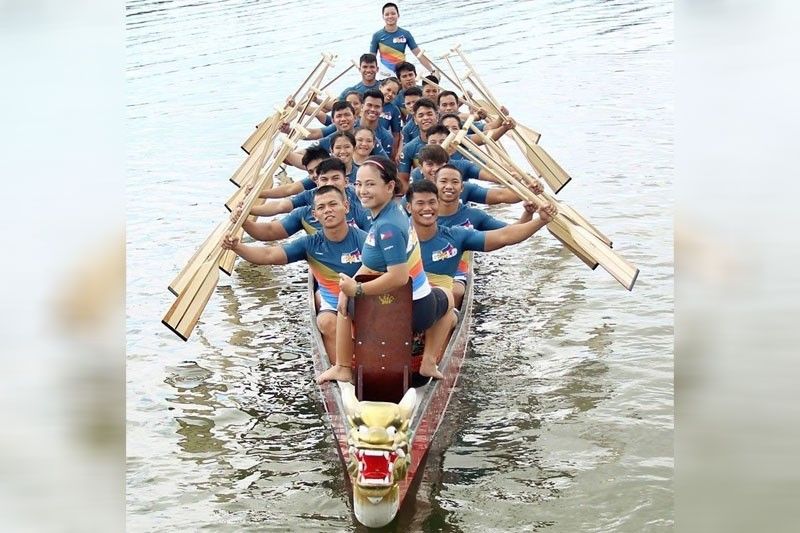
[
  {"xmin": 358, "ymin": 425, "xmax": 369, "ymax": 437},
  {"xmin": 386, "ymin": 426, "xmax": 397, "ymax": 438}
]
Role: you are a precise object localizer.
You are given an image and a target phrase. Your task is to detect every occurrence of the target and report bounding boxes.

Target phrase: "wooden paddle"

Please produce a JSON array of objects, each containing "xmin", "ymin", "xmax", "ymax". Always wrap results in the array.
[
  {"xmin": 451, "ymin": 133, "xmax": 638, "ymax": 289},
  {"xmin": 163, "ymin": 129, "xmax": 305, "ymax": 340},
  {"xmin": 225, "ymin": 89, "xmax": 325, "ymax": 211},
  {"xmin": 442, "ymin": 130, "xmax": 599, "ymax": 270},
  {"xmin": 450, "ymin": 45, "xmax": 570, "ymax": 193},
  {"xmin": 241, "ymin": 53, "xmax": 333, "ymax": 154},
  {"xmin": 467, "ymin": 125, "xmax": 612, "ymax": 248}
]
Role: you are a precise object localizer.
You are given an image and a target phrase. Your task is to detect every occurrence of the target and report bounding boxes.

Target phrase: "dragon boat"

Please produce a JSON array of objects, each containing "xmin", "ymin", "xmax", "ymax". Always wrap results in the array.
[{"xmin": 308, "ymin": 269, "xmax": 474, "ymax": 528}]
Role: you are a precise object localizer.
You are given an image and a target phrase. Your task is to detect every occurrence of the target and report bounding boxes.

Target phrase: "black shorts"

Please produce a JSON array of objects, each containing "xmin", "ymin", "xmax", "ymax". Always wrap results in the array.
[{"xmin": 412, "ymin": 288, "xmax": 450, "ymax": 334}]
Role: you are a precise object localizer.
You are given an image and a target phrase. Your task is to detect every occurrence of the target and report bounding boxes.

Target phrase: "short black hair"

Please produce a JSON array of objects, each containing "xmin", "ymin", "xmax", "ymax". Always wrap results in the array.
[
  {"xmin": 362, "ymin": 89, "xmax": 385, "ymax": 103},
  {"xmin": 404, "ymin": 86, "xmax": 422, "ymax": 98},
  {"xmin": 394, "ymin": 61, "xmax": 416, "ymax": 76},
  {"xmin": 406, "ymin": 179, "xmax": 439, "ymax": 202},
  {"xmin": 422, "ymin": 74, "xmax": 440, "ymax": 86},
  {"xmin": 314, "ymin": 184, "xmax": 346, "ymax": 205},
  {"xmin": 425, "ymin": 124, "xmax": 450, "ymax": 138},
  {"xmin": 359, "ymin": 53, "xmax": 378, "ymax": 65},
  {"xmin": 302, "ymin": 145, "xmax": 330, "ymax": 168},
  {"xmin": 331, "ymin": 100, "xmax": 355, "ymax": 116},
  {"xmin": 435, "ymin": 164, "xmax": 463, "ymax": 180},
  {"xmin": 413, "ymin": 98, "xmax": 437, "ymax": 114},
  {"xmin": 439, "ymin": 112, "xmax": 462, "ymax": 127},
  {"xmin": 315, "ymin": 157, "xmax": 347, "ymax": 176},
  {"xmin": 438, "ymin": 90, "xmax": 459, "ymax": 105},
  {"xmin": 382, "ymin": 2, "xmax": 399, "ymax": 15}
]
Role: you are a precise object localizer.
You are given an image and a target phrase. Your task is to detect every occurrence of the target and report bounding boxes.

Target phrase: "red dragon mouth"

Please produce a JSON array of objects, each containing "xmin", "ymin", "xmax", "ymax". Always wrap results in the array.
[{"xmin": 353, "ymin": 448, "xmax": 403, "ymax": 486}]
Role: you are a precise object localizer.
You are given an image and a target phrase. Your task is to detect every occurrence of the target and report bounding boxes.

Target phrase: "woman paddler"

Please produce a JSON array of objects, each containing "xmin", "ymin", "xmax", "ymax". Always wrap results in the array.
[{"xmin": 317, "ymin": 156, "xmax": 452, "ymax": 383}]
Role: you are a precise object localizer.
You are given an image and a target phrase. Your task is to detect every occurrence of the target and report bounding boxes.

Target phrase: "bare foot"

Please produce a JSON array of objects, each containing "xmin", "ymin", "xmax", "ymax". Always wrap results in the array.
[
  {"xmin": 418, "ymin": 360, "xmax": 444, "ymax": 380},
  {"xmin": 317, "ymin": 364, "xmax": 353, "ymax": 384}
]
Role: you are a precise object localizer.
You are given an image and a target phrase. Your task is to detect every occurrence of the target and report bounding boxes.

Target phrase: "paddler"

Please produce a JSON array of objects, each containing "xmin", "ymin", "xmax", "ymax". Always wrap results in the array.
[
  {"xmin": 317, "ymin": 156, "xmax": 453, "ymax": 382},
  {"xmin": 370, "ymin": 2, "xmax": 435, "ymax": 77},
  {"xmin": 222, "ymin": 184, "xmax": 366, "ymax": 363}
]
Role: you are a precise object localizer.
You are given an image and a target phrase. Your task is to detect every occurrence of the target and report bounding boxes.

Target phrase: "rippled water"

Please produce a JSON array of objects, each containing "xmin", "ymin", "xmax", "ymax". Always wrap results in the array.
[{"xmin": 126, "ymin": 1, "xmax": 673, "ymax": 531}]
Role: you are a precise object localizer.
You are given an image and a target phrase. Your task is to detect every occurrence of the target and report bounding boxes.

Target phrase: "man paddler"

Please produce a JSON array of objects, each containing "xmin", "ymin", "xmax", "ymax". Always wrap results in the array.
[
  {"xmin": 370, "ymin": 2, "xmax": 435, "ymax": 77},
  {"xmin": 406, "ymin": 179, "xmax": 557, "ymax": 312},
  {"xmin": 222, "ymin": 184, "xmax": 367, "ymax": 362}
]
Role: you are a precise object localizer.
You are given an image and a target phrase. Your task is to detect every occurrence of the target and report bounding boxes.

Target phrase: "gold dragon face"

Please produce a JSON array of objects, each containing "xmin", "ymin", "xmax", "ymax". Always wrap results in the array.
[{"xmin": 342, "ymin": 387, "xmax": 416, "ymax": 504}]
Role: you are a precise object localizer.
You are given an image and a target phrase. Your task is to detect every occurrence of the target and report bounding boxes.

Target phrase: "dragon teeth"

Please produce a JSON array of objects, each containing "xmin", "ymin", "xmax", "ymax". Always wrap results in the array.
[
  {"xmin": 396, "ymin": 449, "xmax": 406, "ymax": 458},
  {"xmin": 367, "ymin": 496, "xmax": 383, "ymax": 504}
]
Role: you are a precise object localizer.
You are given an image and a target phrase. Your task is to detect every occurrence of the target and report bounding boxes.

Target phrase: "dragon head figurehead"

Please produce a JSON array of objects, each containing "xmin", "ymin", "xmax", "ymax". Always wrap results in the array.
[{"xmin": 342, "ymin": 386, "xmax": 416, "ymax": 527}]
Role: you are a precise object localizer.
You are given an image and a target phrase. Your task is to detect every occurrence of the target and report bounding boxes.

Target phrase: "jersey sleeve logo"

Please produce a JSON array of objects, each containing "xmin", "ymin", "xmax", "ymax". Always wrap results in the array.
[
  {"xmin": 380, "ymin": 229, "xmax": 394, "ymax": 240},
  {"xmin": 340, "ymin": 249, "xmax": 362, "ymax": 264},
  {"xmin": 365, "ymin": 230, "xmax": 376, "ymax": 246},
  {"xmin": 431, "ymin": 243, "xmax": 458, "ymax": 262},
  {"xmin": 459, "ymin": 219, "xmax": 473, "ymax": 229}
]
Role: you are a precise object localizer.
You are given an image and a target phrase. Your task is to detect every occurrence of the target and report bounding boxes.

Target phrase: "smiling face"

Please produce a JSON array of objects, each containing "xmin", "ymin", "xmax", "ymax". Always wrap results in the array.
[
  {"xmin": 336, "ymin": 105, "xmax": 357, "ymax": 131},
  {"xmin": 414, "ymin": 105, "xmax": 437, "ymax": 133},
  {"xmin": 380, "ymin": 80, "xmax": 399, "ymax": 103},
  {"xmin": 332, "ymin": 136, "xmax": 354, "ymax": 165},
  {"xmin": 438, "ymin": 94, "xmax": 459, "ymax": 114},
  {"xmin": 382, "ymin": 5, "xmax": 399, "ymax": 27},
  {"xmin": 355, "ymin": 164, "xmax": 394, "ymax": 211},
  {"xmin": 355, "ymin": 129, "xmax": 375, "ymax": 158},
  {"xmin": 421, "ymin": 159, "xmax": 444, "ymax": 182},
  {"xmin": 313, "ymin": 190, "xmax": 349, "ymax": 229},
  {"xmin": 316, "ymin": 169, "xmax": 347, "ymax": 191},
  {"xmin": 362, "ymin": 95, "xmax": 383, "ymax": 123},
  {"xmin": 409, "ymin": 191, "xmax": 439, "ymax": 228},
  {"xmin": 435, "ymin": 167, "xmax": 463, "ymax": 203},
  {"xmin": 360, "ymin": 60, "xmax": 378, "ymax": 84}
]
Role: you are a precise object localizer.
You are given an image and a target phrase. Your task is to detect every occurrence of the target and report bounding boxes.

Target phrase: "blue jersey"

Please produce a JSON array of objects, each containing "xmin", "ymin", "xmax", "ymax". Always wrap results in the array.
[
  {"xmin": 380, "ymin": 102, "xmax": 402, "ymax": 134},
  {"xmin": 438, "ymin": 203, "xmax": 506, "ymax": 231},
  {"xmin": 339, "ymin": 80, "xmax": 381, "ymax": 100},
  {"xmin": 282, "ymin": 227, "xmax": 366, "ymax": 311},
  {"xmin": 281, "ymin": 186, "xmax": 372, "ymax": 235},
  {"xmin": 370, "ymin": 27, "xmax": 418, "ymax": 74},
  {"xmin": 348, "ymin": 162, "xmax": 359, "ymax": 184},
  {"xmin": 402, "ymin": 120, "xmax": 419, "ymax": 144},
  {"xmin": 371, "ymin": 125, "xmax": 394, "ymax": 155},
  {"xmin": 419, "ymin": 226, "xmax": 485, "ymax": 290},
  {"xmin": 399, "ymin": 136, "xmax": 425, "ymax": 173},
  {"xmin": 361, "ymin": 201, "xmax": 431, "ymax": 301}
]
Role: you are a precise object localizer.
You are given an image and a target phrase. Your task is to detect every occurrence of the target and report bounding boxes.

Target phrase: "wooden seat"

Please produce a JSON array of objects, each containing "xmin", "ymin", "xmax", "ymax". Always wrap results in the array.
[{"xmin": 352, "ymin": 275, "xmax": 413, "ymax": 403}]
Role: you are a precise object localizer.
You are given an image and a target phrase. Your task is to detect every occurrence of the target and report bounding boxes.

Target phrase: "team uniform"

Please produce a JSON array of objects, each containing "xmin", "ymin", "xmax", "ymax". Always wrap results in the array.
[
  {"xmin": 418, "ymin": 226, "xmax": 486, "ymax": 290},
  {"xmin": 399, "ymin": 136, "xmax": 426, "ymax": 174},
  {"xmin": 380, "ymin": 102, "xmax": 402, "ymax": 134},
  {"xmin": 280, "ymin": 186, "xmax": 372, "ymax": 235},
  {"xmin": 282, "ymin": 227, "xmax": 367, "ymax": 312},
  {"xmin": 438, "ymin": 204, "xmax": 506, "ymax": 284},
  {"xmin": 401, "ymin": 120, "xmax": 419, "ymax": 143},
  {"xmin": 370, "ymin": 27, "xmax": 418, "ymax": 75},
  {"xmin": 339, "ymin": 80, "xmax": 381, "ymax": 100},
  {"xmin": 361, "ymin": 201, "xmax": 447, "ymax": 333}
]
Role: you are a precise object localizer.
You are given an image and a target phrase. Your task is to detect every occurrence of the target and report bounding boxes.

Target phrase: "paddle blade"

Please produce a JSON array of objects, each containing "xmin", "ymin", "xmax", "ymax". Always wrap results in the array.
[
  {"xmin": 168, "ymin": 222, "xmax": 227, "ymax": 296},
  {"xmin": 162, "ymin": 254, "xmax": 221, "ymax": 340},
  {"xmin": 569, "ymin": 225, "xmax": 639, "ymax": 291},
  {"xmin": 513, "ymin": 132, "xmax": 571, "ymax": 193},
  {"xmin": 230, "ymin": 135, "xmax": 269, "ymax": 187},
  {"xmin": 557, "ymin": 202, "xmax": 613, "ymax": 248},
  {"xmin": 547, "ymin": 223, "xmax": 599, "ymax": 270}
]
